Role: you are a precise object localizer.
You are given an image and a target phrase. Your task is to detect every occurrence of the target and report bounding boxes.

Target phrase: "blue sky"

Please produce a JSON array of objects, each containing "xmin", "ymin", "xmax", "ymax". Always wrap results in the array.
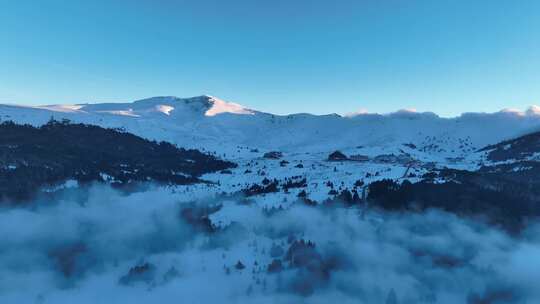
[{"xmin": 1, "ymin": 0, "xmax": 539, "ymax": 116}]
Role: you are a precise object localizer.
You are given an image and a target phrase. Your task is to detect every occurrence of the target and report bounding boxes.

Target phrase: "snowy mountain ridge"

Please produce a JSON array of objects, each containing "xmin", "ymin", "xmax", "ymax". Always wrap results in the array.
[
  {"xmin": 27, "ymin": 95, "xmax": 256, "ymax": 117},
  {"xmin": 2, "ymin": 95, "xmax": 540, "ymax": 160}
]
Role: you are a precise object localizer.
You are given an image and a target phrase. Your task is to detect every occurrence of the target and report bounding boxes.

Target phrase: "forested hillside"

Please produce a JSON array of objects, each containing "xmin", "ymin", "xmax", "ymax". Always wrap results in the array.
[{"xmin": 0, "ymin": 120, "xmax": 235, "ymax": 202}]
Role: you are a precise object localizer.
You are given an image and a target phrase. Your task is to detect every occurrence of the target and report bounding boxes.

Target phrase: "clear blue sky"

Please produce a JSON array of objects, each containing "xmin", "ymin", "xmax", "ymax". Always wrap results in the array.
[{"xmin": 1, "ymin": 0, "xmax": 539, "ymax": 116}]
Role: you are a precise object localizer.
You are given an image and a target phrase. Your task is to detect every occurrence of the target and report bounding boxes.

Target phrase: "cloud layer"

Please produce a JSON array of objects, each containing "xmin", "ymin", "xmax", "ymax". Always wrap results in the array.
[{"xmin": 1, "ymin": 186, "xmax": 539, "ymax": 303}]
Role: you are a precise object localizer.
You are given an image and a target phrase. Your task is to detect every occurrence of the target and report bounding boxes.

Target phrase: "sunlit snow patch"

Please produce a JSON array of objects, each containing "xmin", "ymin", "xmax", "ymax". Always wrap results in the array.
[
  {"xmin": 204, "ymin": 96, "xmax": 254, "ymax": 117},
  {"xmin": 34, "ymin": 104, "xmax": 85, "ymax": 113},
  {"xmin": 95, "ymin": 109, "xmax": 141, "ymax": 117},
  {"xmin": 155, "ymin": 104, "xmax": 175, "ymax": 115}
]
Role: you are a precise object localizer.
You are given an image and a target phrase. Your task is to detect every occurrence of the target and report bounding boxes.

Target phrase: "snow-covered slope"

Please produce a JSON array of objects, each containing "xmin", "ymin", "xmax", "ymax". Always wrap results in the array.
[{"xmin": 2, "ymin": 95, "xmax": 540, "ymax": 160}]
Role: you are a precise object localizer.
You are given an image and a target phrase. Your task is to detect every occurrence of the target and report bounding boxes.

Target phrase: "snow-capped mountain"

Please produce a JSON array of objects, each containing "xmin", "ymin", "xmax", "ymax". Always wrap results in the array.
[
  {"xmin": 4, "ymin": 95, "xmax": 540, "ymax": 205},
  {"xmin": 2, "ymin": 95, "xmax": 540, "ymax": 159}
]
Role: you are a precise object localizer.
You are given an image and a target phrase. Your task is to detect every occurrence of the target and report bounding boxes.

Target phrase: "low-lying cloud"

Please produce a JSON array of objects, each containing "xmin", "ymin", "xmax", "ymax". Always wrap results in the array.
[{"xmin": 1, "ymin": 185, "xmax": 539, "ymax": 303}]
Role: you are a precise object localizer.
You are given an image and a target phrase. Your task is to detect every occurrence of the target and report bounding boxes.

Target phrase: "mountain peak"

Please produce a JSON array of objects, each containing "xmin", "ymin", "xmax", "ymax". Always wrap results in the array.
[
  {"xmin": 526, "ymin": 105, "xmax": 540, "ymax": 116},
  {"xmin": 203, "ymin": 95, "xmax": 255, "ymax": 117},
  {"xmin": 123, "ymin": 95, "xmax": 255, "ymax": 117}
]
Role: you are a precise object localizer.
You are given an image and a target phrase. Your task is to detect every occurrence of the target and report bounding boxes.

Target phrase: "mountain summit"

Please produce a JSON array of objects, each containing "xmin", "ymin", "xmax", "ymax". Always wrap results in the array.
[
  {"xmin": 30, "ymin": 95, "xmax": 256, "ymax": 118},
  {"xmin": 2, "ymin": 96, "xmax": 540, "ymax": 156}
]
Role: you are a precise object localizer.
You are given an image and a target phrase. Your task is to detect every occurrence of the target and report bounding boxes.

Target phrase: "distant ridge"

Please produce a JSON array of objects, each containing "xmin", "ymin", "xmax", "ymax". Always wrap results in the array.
[{"xmin": 2, "ymin": 95, "xmax": 540, "ymax": 157}]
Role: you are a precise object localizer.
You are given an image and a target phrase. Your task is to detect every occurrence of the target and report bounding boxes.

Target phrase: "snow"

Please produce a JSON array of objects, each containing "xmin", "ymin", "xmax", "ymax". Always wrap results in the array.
[
  {"xmin": 155, "ymin": 105, "xmax": 175, "ymax": 115},
  {"xmin": 35, "ymin": 104, "xmax": 85, "ymax": 113},
  {"xmin": 95, "ymin": 109, "xmax": 140, "ymax": 117},
  {"xmin": 526, "ymin": 105, "xmax": 540, "ymax": 116},
  {"xmin": 2, "ymin": 96, "xmax": 540, "ymax": 159},
  {"xmin": 2, "ymin": 95, "xmax": 540, "ymax": 194},
  {"xmin": 204, "ymin": 96, "xmax": 254, "ymax": 117},
  {"xmin": 344, "ymin": 108, "xmax": 369, "ymax": 117}
]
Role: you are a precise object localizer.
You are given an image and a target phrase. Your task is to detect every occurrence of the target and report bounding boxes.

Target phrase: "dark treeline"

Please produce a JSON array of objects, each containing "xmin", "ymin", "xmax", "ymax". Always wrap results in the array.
[
  {"xmin": 367, "ymin": 169, "xmax": 540, "ymax": 232},
  {"xmin": 480, "ymin": 130, "xmax": 540, "ymax": 162},
  {"xmin": 0, "ymin": 120, "xmax": 235, "ymax": 202}
]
